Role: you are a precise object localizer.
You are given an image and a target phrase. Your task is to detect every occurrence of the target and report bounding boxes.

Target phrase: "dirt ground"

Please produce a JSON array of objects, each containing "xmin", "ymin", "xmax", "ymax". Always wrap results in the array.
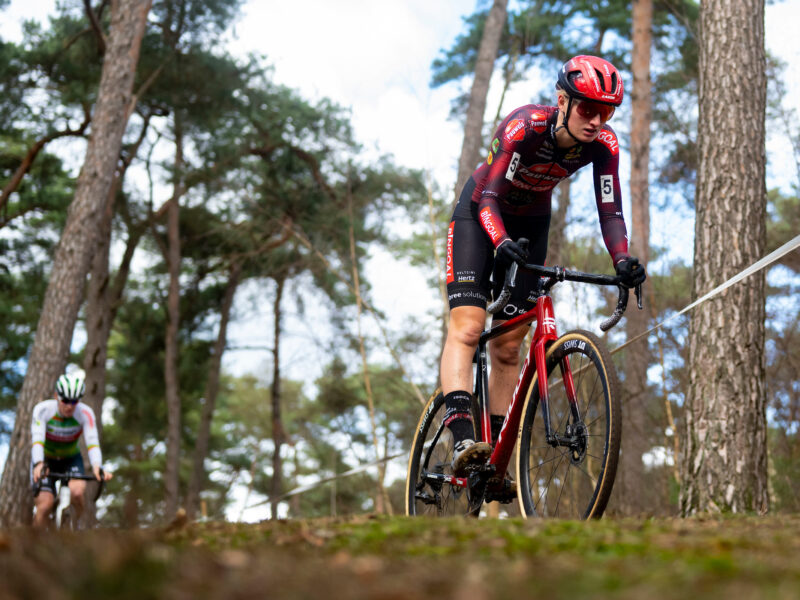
[{"xmin": 1, "ymin": 514, "xmax": 799, "ymax": 599}]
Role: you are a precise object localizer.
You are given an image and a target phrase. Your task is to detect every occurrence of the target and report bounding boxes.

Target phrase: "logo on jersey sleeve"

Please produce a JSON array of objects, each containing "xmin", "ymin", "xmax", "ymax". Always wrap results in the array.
[
  {"xmin": 446, "ymin": 222, "xmax": 455, "ymax": 284},
  {"xmin": 529, "ymin": 111, "xmax": 548, "ymax": 133},
  {"xmin": 504, "ymin": 119, "xmax": 525, "ymax": 143},
  {"xmin": 486, "ymin": 151, "xmax": 493, "ymax": 165},
  {"xmin": 492, "ymin": 138, "xmax": 500, "ymax": 153},
  {"xmin": 596, "ymin": 129, "xmax": 619, "ymax": 155},
  {"xmin": 82, "ymin": 408, "xmax": 95, "ymax": 428},
  {"xmin": 479, "ymin": 207, "xmax": 504, "ymax": 244}
]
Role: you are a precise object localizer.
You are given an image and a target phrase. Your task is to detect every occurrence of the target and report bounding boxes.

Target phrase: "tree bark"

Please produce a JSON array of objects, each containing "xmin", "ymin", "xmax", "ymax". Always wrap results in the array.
[
  {"xmin": 617, "ymin": 0, "xmax": 654, "ymax": 516},
  {"xmin": 163, "ymin": 120, "xmax": 184, "ymax": 520},
  {"xmin": 270, "ymin": 275, "xmax": 286, "ymax": 520},
  {"xmin": 453, "ymin": 0, "xmax": 508, "ymax": 205},
  {"xmin": 680, "ymin": 0, "xmax": 768, "ymax": 515},
  {"xmin": 186, "ymin": 262, "xmax": 242, "ymax": 519},
  {"xmin": 0, "ymin": 0, "xmax": 152, "ymax": 527}
]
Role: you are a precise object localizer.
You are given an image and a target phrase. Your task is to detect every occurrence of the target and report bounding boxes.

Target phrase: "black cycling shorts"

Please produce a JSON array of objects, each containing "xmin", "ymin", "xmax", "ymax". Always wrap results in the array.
[
  {"xmin": 445, "ymin": 178, "xmax": 550, "ymax": 320},
  {"xmin": 31, "ymin": 454, "xmax": 85, "ymax": 496}
]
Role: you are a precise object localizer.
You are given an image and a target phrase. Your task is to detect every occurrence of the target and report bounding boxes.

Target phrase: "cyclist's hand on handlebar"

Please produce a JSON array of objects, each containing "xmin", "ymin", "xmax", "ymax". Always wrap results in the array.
[
  {"xmin": 93, "ymin": 465, "xmax": 113, "ymax": 481},
  {"xmin": 615, "ymin": 256, "xmax": 646, "ymax": 288},
  {"xmin": 496, "ymin": 238, "xmax": 528, "ymax": 267},
  {"xmin": 33, "ymin": 462, "xmax": 45, "ymax": 483}
]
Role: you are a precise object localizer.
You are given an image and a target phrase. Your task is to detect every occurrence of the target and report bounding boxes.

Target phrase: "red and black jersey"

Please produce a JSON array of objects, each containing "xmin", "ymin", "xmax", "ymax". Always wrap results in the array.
[{"xmin": 470, "ymin": 104, "xmax": 629, "ymax": 264}]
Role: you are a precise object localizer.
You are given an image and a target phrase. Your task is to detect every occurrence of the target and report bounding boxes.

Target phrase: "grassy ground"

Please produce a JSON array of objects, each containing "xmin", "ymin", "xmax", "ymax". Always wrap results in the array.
[{"xmin": 1, "ymin": 514, "xmax": 799, "ymax": 599}]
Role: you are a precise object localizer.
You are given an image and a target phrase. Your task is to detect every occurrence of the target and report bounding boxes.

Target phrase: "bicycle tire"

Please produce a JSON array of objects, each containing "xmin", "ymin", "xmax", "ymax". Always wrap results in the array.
[
  {"xmin": 58, "ymin": 507, "xmax": 74, "ymax": 530},
  {"xmin": 405, "ymin": 389, "xmax": 483, "ymax": 517},
  {"xmin": 516, "ymin": 330, "xmax": 621, "ymax": 519}
]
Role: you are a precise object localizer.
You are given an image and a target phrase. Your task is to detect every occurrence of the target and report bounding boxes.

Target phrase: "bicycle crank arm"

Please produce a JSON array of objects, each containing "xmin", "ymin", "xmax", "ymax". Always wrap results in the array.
[{"xmin": 421, "ymin": 471, "xmax": 468, "ymax": 489}]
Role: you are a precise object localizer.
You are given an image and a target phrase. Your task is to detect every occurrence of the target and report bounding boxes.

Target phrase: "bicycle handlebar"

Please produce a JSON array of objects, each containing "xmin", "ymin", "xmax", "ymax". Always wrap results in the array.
[
  {"xmin": 35, "ymin": 469, "xmax": 107, "ymax": 502},
  {"xmin": 487, "ymin": 238, "xmax": 642, "ymax": 332}
]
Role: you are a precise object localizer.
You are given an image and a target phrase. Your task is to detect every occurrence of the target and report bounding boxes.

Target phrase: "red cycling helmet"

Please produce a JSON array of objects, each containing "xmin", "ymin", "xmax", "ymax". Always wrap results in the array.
[{"xmin": 557, "ymin": 55, "xmax": 624, "ymax": 106}]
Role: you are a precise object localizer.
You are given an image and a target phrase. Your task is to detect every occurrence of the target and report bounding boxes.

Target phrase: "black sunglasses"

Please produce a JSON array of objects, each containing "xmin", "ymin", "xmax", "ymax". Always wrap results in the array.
[{"xmin": 58, "ymin": 397, "xmax": 79, "ymax": 405}]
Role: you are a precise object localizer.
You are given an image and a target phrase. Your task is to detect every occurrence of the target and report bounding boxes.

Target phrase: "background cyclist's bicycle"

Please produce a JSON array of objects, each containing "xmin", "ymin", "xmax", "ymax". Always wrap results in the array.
[{"xmin": 33, "ymin": 469, "xmax": 106, "ymax": 530}]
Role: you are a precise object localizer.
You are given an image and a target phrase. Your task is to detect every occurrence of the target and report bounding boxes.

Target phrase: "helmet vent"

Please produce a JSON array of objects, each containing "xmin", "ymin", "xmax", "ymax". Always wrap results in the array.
[{"xmin": 594, "ymin": 68, "xmax": 606, "ymax": 91}]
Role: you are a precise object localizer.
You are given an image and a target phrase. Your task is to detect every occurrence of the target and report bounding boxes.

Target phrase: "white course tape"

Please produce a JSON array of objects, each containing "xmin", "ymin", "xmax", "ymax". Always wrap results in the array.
[
  {"xmin": 246, "ymin": 451, "xmax": 406, "ymax": 509},
  {"xmin": 611, "ymin": 233, "xmax": 800, "ymax": 355}
]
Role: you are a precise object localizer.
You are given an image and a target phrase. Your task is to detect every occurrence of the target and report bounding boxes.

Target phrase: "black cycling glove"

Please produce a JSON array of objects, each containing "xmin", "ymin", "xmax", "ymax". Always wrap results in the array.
[
  {"xmin": 495, "ymin": 239, "xmax": 528, "ymax": 267},
  {"xmin": 615, "ymin": 256, "xmax": 647, "ymax": 288}
]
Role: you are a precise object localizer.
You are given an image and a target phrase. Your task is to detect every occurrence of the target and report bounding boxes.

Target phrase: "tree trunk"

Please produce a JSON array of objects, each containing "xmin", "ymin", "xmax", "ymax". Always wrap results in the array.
[
  {"xmin": 347, "ymin": 182, "xmax": 390, "ymax": 515},
  {"xmin": 453, "ymin": 0, "xmax": 508, "ymax": 205},
  {"xmin": 163, "ymin": 120, "xmax": 184, "ymax": 520},
  {"xmin": 680, "ymin": 0, "xmax": 768, "ymax": 515},
  {"xmin": 0, "ymin": 0, "xmax": 151, "ymax": 528},
  {"xmin": 122, "ymin": 441, "xmax": 144, "ymax": 528},
  {"xmin": 617, "ymin": 0, "xmax": 654, "ymax": 517},
  {"xmin": 270, "ymin": 275, "xmax": 286, "ymax": 520},
  {"xmin": 186, "ymin": 262, "xmax": 242, "ymax": 519}
]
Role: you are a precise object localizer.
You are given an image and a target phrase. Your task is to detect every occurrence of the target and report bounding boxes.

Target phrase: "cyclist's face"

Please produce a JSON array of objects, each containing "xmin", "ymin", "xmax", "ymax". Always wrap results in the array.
[
  {"xmin": 58, "ymin": 397, "xmax": 78, "ymax": 415},
  {"xmin": 559, "ymin": 94, "xmax": 614, "ymax": 143}
]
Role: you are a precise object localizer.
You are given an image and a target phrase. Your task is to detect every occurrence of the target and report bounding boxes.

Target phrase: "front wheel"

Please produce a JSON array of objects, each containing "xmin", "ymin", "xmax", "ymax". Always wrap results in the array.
[
  {"xmin": 405, "ymin": 389, "xmax": 482, "ymax": 517},
  {"xmin": 516, "ymin": 330, "xmax": 621, "ymax": 519}
]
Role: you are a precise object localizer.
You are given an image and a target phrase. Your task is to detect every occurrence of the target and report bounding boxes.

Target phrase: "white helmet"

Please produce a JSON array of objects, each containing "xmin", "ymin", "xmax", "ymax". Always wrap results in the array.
[{"xmin": 56, "ymin": 373, "xmax": 85, "ymax": 403}]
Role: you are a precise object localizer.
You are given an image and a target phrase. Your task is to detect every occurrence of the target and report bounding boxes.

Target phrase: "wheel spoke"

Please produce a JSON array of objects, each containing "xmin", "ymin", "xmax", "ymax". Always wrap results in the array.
[
  {"xmin": 518, "ymin": 332, "xmax": 620, "ymax": 521},
  {"xmin": 552, "ymin": 461, "xmax": 571, "ymax": 517},
  {"xmin": 407, "ymin": 392, "xmax": 483, "ymax": 517}
]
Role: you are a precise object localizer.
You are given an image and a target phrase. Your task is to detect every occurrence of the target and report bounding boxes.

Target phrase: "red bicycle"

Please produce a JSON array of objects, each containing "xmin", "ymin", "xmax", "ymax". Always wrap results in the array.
[{"xmin": 406, "ymin": 242, "xmax": 640, "ymax": 519}]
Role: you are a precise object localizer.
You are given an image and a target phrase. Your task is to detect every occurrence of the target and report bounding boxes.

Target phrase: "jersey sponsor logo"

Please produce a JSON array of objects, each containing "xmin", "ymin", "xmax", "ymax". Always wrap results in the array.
[
  {"xmin": 486, "ymin": 151, "xmax": 493, "ymax": 165},
  {"xmin": 529, "ymin": 111, "xmax": 548, "ymax": 133},
  {"xmin": 596, "ymin": 129, "xmax": 619, "ymax": 155},
  {"xmin": 82, "ymin": 408, "xmax": 94, "ymax": 428},
  {"xmin": 565, "ymin": 146, "xmax": 582, "ymax": 160},
  {"xmin": 491, "ymin": 138, "xmax": 500, "ymax": 153},
  {"xmin": 504, "ymin": 119, "xmax": 525, "ymax": 142},
  {"xmin": 479, "ymin": 207, "xmax": 504, "ymax": 244},
  {"xmin": 600, "ymin": 174, "xmax": 614, "ymax": 203},
  {"xmin": 505, "ymin": 152, "xmax": 521, "ymax": 181},
  {"xmin": 515, "ymin": 163, "xmax": 568, "ymax": 191},
  {"xmin": 446, "ymin": 222, "xmax": 455, "ymax": 284}
]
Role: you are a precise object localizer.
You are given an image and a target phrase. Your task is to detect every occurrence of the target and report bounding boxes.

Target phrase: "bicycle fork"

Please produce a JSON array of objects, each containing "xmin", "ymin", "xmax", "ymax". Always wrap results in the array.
[{"xmin": 531, "ymin": 297, "xmax": 587, "ymax": 461}]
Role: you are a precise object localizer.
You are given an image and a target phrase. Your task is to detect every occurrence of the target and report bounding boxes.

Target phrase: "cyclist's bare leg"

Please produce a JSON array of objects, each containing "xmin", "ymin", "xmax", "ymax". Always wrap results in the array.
[
  {"xmin": 68, "ymin": 478, "xmax": 87, "ymax": 520},
  {"xmin": 33, "ymin": 490, "xmax": 55, "ymax": 528},
  {"xmin": 488, "ymin": 321, "xmax": 529, "ymax": 416},
  {"xmin": 440, "ymin": 305, "xmax": 486, "ymax": 394}
]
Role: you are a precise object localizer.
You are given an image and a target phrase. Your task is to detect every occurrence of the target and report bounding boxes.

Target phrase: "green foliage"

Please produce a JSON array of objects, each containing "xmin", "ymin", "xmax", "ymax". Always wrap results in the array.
[
  {"xmin": 767, "ymin": 189, "xmax": 800, "ymax": 272},
  {"xmin": 769, "ymin": 428, "xmax": 800, "ymax": 513}
]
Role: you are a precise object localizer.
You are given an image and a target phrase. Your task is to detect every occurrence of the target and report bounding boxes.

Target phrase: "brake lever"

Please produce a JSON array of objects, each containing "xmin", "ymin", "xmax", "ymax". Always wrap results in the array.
[{"xmin": 635, "ymin": 284, "xmax": 643, "ymax": 310}]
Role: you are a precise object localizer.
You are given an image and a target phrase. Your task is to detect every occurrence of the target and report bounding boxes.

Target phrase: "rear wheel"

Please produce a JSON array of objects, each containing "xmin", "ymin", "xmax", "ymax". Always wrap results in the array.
[
  {"xmin": 405, "ymin": 390, "xmax": 482, "ymax": 516},
  {"xmin": 516, "ymin": 330, "xmax": 621, "ymax": 519}
]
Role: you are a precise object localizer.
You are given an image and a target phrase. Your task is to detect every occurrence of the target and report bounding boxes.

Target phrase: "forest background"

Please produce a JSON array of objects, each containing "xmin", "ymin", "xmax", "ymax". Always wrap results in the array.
[{"xmin": 0, "ymin": 0, "xmax": 798, "ymax": 526}]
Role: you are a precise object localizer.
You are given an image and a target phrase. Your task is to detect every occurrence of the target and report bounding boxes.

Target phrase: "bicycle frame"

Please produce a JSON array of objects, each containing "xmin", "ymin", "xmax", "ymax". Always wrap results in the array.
[
  {"xmin": 34, "ymin": 469, "xmax": 106, "ymax": 528},
  {"xmin": 474, "ymin": 293, "xmax": 565, "ymax": 484}
]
